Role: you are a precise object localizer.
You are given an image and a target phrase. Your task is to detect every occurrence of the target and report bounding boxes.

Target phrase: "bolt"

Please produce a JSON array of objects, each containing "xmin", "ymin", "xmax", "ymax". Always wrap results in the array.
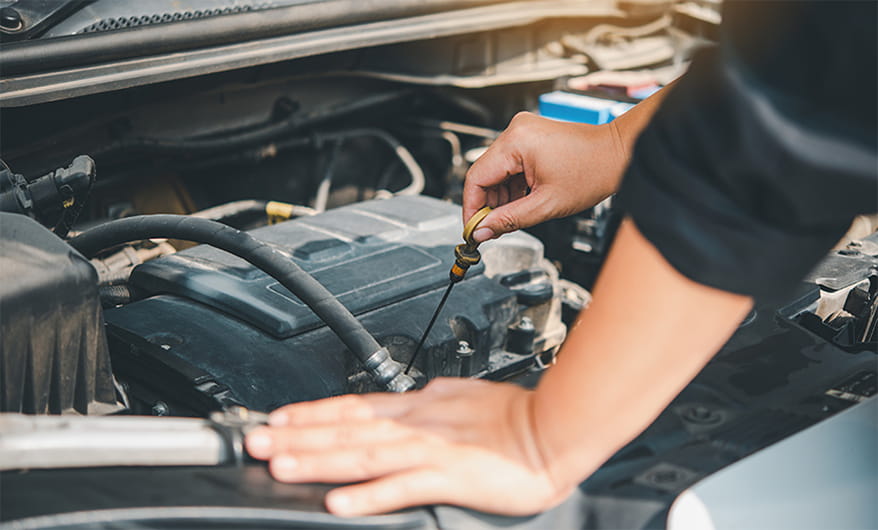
[
  {"xmin": 518, "ymin": 317, "xmax": 535, "ymax": 332},
  {"xmin": 682, "ymin": 405, "xmax": 722, "ymax": 425},
  {"xmin": 456, "ymin": 340, "xmax": 474, "ymax": 357},
  {"xmin": 152, "ymin": 401, "xmax": 170, "ymax": 416},
  {"xmin": 690, "ymin": 407, "xmax": 710, "ymax": 420},
  {"xmin": 456, "ymin": 340, "xmax": 474, "ymax": 377},
  {"xmin": 0, "ymin": 7, "xmax": 22, "ymax": 31}
]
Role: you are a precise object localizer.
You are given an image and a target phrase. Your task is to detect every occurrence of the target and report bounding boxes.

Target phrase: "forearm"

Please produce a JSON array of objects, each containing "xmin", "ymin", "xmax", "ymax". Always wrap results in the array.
[{"xmin": 531, "ymin": 218, "xmax": 752, "ymax": 488}]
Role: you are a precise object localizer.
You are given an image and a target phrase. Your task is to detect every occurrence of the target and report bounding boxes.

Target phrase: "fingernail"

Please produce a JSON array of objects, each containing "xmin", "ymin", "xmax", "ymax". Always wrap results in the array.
[
  {"xmin": 245, "ymin": 430, "xmax": 272, "ymax": 456},
  {"xmin": 268, "ymin": 413, "xmax": 288, "ymax": 427},
  {"xmin": 327, "ymin": 492, "xmax": 353, "ymax": 515},
  {"xmin": 273, "ymin": 455, "xmax": 298, "ymax": 475},
  {"xmin": 473, "ymin": 227, "xmax": 494, "ymax": 242}
]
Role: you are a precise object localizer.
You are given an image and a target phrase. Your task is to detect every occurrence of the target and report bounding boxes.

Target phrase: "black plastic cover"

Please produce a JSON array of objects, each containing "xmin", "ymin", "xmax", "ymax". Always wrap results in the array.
[
  {"xmin": 131, "ymin": 195, "xmax": 480, "ymax": 339},
  {"xmin": 0, "ymin": 213, "xmax": 118, "ymax": 414},
  {"xmin": 106, "ymin": 196, "xmax": 517, "ymax": 413}
]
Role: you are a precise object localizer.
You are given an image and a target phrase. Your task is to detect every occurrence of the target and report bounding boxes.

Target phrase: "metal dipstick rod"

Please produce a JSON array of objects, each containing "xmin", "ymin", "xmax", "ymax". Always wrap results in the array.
[{"xmin": 405, "ymin": 207, "xmax": 492, "ymax": 374}]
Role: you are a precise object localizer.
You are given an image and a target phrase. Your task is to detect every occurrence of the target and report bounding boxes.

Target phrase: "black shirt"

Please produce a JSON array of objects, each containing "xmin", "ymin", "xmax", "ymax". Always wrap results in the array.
[{"xmin": 618, "ymin": 0, "xmax": 877, "ymax": 299}]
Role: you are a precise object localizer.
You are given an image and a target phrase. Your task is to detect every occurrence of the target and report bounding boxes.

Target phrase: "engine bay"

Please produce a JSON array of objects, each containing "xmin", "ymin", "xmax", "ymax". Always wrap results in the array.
[
  {"xmin": 104, "ymin": 195, "xmax": 567, "ymax": 414},
  {"xmin": 0, "ymin": 1, "xmax": 875, "ymax": 528}
]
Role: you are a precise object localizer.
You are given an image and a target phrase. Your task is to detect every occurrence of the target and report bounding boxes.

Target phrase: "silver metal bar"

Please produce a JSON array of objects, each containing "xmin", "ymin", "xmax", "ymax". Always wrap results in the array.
[{"xmin": 0, "ymin": 410, "xmax": 265, "ymax": 471}]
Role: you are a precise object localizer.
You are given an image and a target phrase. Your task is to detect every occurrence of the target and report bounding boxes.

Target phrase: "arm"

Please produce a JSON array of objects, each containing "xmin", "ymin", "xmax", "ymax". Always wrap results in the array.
[
  {"xmin": 532, "ymin": 218, "xmax": 751, "ymax": 487},
  {"xmin": 244, "ymin": 218, "xmax": 751, "ymax": 516}
]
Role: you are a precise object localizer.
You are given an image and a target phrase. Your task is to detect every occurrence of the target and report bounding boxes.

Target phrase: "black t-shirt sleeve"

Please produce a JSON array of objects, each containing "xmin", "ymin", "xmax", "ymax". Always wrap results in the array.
[{"xmin": 616, "ymin": 0, "xmax": 877, "ymax": 299}]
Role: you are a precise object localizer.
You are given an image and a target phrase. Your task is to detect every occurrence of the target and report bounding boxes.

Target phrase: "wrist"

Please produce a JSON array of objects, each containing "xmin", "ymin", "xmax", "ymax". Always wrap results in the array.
[
  {"xmin": 526, "ymin": 385, "xmax": 603, "ymax": 492},
  {"xmin": 505, "ymin": 389, "xmax": 577, "ymax": 498},
  {"xmin": 609, "ymin": 80, "xmax": 676, "ymax": 159},
  {"xmin": 607, "ymin": 119, "xmax": 631, "ymax": 165},
  {"xmin": 588, "ymin": 121, "xmax": 630, "ymax": 201}
]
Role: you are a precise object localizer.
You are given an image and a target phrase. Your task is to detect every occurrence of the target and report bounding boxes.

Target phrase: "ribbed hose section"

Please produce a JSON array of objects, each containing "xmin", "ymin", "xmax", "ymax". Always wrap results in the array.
[{"xmin": 68, "ymin": 215, "xmax": 414, "ymax": 392}]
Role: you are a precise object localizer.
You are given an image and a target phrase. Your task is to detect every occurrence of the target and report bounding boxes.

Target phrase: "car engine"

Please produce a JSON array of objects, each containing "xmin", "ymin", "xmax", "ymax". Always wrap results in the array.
[
  {"xmin": 0, "ymin": 1, "xmax": 875, "ymax": 528},
  {"xmin": 103, "ymin": 195, "xmax": 566, "ymax": 414},
  {"xmin": 2, "ymin": 188, "xmax": 570, "ymax": 417}
]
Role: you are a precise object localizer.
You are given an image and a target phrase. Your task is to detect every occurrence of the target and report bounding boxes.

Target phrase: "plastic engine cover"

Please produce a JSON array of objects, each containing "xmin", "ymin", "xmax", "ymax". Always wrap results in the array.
[{"xmin": 104, "ymin": 196, "xmax": 554, "ymax": 414}]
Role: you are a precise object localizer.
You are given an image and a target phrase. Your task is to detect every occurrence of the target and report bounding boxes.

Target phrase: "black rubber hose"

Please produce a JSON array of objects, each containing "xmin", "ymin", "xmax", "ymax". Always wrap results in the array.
[
  {"xmin": 68, "ymin": 215, "xmax": 414, "ymax": 392},
  {"xmin": 1, "ymin": 0, "xmax": 508, "ymax": 76}
]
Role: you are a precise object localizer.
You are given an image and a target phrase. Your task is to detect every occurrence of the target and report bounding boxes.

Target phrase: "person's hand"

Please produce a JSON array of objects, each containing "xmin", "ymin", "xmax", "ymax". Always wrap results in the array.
[
  {"xmin": 245, "ymin": 378, "xmax": 574, "ymax": 516},
  {"xmin": 463, "ymin": 112, "xmax": 628, "ymax": 242}
]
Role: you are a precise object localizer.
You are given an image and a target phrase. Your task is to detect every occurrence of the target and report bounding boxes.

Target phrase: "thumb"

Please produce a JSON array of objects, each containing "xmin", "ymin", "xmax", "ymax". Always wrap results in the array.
[{"xmin": 473, "ymin": 191, "xmax": 552, "ymax": 242}]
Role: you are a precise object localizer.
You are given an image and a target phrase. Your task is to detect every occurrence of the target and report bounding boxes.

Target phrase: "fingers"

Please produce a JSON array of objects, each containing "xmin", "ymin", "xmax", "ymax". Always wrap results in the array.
[
  {"xmin": 326, "ymin": 470, "xmax": 451, "ymax": 516},
  {"xmin": 248, "ymin": 382, "xmax": 471, "ymax": 460},
  {"xmin": 247, "ymin": 418, "xmax": 413, "ymax": 457},
  {"xmin": 246, "ymin": 378, "xmax": 568, "ymax": 517},
  {"xmin": 464, "ymin": 111, "xmax": 559, "ymax": 241},
  {"xmin": 248, "ymin": 391, "xmax": 432, "ymax": 462},
  {"xmin": 267, "ymin": 392, "xmax": 417, "ymax": 428},
  {"xmin": 268, "ymin": 439, "xmax": 435, "ymax": 484},
  {"xmin": 473, "ymin": 190, "xmax": 552, "ymax": 241},
  {"xmin": 267, "ymin": 395, "xmax": 371, "ymax": 427},
  {"xmin": 423, "ymin": 376, "xmax": 486, "ymax": 395},
  {"xmin": 462, "ymin": 130, "xmax": 526, "ymax": 222}
]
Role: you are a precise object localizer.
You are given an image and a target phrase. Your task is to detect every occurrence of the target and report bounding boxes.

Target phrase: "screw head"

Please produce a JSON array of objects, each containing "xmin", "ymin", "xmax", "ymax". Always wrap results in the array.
[
  {"xmin": 518, "ymin": 317, "xmax": 535, "ymax": 331},
  {"xmin": 682, "ymin": 405, "xmax": 722, "ymax": 425},
  {"xmin": 456, "ymin": 340, "xmax": 474, "ymax": 357},
  {"xmin": 151, "ymin": 401, "xmax": 170, "ymax": 416},
  {"xmin": 0, "ymin": 7, "xmax": 22, "ymax": 31}
]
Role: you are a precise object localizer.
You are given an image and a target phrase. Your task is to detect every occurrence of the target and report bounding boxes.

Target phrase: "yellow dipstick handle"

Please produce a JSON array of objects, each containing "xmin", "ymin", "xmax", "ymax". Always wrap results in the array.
[
  {"xmin": 451, "ymin": 206, "xmax": 492, "ymax": 283},
  {"xmin": 462, "ymin": 206, "xmax": 493, "ymax": 247}
]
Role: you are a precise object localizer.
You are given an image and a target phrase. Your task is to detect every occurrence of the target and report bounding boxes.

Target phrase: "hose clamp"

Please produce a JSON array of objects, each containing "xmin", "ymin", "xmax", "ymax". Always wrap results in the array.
[{"xmin": 363, "ymin": 347, "xmax": 415, "ymax": 392}]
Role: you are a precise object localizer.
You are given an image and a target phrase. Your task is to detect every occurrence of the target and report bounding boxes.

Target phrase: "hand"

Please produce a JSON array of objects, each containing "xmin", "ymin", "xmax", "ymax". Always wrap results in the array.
[
  {"xmin": 245, "ymin": 378, "xmax": 573, "ymax": 517},
  {"xmin": 463, "ymin": 112, "xmax": 628, "ymax": 242}
]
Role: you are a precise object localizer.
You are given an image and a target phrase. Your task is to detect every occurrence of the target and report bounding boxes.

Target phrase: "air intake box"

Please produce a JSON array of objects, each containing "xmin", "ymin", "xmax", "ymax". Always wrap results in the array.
[{"xmin": 0, "ymin": 213, "xmax": 118, "ymax": 414}]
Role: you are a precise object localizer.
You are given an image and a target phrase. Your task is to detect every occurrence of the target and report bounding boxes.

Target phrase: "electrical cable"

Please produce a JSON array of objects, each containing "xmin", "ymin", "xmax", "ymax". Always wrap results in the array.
[
  {"xmin": 313, "ymin": 128, "xmax": 425, "ymax": 197},
  {"xmin": 313, "ymin": 140, "xmax": 344, "ymax": 212},
  {"xmin": 191, "ymin": 200, "xmax": 316, "ymax": 223}
]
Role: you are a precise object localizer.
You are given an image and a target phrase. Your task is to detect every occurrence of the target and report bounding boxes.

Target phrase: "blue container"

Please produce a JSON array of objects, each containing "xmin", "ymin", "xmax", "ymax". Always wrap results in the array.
[{"xmin": 538, "ymin": 91, "xmax": 634, "ymax": 125}]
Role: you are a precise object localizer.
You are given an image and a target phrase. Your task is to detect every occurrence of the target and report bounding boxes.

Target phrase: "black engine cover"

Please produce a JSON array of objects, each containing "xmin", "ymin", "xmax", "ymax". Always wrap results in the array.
[{"xmin": 104, "ymin": 196, "xmax": 522, "ymax": 414}]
